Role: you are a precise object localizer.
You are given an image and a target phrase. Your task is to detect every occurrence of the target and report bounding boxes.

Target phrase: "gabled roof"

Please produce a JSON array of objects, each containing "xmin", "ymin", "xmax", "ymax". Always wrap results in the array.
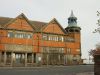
[
  {"xmin": 0, "ymin": 17, "xmax": 13, "ymax": 27},
  {"xmin": 0, "ymin": 14, "xmax": 66, "ymax": 34},
  {"xmin": 0, "ymin": 14, "xmax": 47, "ymax": 31},
  {"xmin": 4, "ymin": 13, "xmax": 36, "ymax": 30},
  {"xmin": 42, "ymin": 18, "xmax": 66, "ymax": 34}
]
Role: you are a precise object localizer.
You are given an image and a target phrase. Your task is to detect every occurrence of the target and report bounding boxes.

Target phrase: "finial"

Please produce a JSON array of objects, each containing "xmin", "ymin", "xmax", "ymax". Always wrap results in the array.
[{"xmin": 70, "ymin": 10, "xmax": 75, "ymax": 17}]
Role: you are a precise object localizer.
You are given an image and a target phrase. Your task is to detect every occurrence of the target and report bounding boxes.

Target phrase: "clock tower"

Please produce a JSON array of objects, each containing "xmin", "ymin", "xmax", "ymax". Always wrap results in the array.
[{"xmin": 65, "ymin": 11, "xmax": 81, "ymax": 64}]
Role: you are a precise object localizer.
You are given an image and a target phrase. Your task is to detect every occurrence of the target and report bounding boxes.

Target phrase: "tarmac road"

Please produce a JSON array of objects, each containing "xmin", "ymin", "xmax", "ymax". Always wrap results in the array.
[{"xmin": 0, "ymin": 65, "xmax": 94, "ymax": 75}]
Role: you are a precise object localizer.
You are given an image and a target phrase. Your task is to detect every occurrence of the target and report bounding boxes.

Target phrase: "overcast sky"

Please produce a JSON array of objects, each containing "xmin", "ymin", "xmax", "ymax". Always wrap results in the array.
[{"xmin": 0, "ymin": 0, "xmax": 100, "ymax": 59}]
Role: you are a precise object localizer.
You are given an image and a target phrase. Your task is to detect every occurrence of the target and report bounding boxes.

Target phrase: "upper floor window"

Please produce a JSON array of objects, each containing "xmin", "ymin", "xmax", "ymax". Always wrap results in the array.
[
  {"xmin": 27, "ymin": 34, "xmax": 32, "ymax": 39},
  {"xmin": 59, "ymin": 36, "xmax": 64, "ymax": 42},
  {"xmin": 76, "ymin": 49, "xmax": 80, "ymax": 52},
  {"xmin": 8, "ymin": 31, "xmax": 32, "ymax": 39},
  {"xmin": 66, "ymin": 37, "xmax": 75, "ymax": 42},
  {"xmin": 48, "ymin": 35, "xmax": 52, "ymax": 41},
  {"xmin": 8, "ymin": 32, "xmax": 14, "ymax": 38},
  {"xmin": 42, "ymin": 34, "xmax": 48, "ymax": 40},
  {"xmin": 42, "ymin": 34, "xmax": 64, "ymax": 42}
]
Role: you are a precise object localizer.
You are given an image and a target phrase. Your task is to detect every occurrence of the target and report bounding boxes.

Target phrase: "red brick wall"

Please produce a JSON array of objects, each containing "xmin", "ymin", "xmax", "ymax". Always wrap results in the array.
[
  {"xmin": 7, "ymin": 18, "xmax": 33, "ymax": 31},
  {"xmin": 0, "ymin": 16, "xmax": 81, "ymax": 56},
  {"xmin": 43, "ymin": 23, "xmax": 64, "ymax": 34}
]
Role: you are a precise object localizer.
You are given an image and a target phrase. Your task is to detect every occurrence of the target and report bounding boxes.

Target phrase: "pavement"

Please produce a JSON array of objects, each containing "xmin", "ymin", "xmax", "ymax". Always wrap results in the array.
[{"xmin": 76, "ymin": 72, "xmax": 94, "ymax": 75}]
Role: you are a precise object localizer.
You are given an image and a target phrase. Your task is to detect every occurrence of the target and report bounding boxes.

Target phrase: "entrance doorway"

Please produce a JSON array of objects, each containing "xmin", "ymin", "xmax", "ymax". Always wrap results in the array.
[{"xmin": 15, "ymin": 53, "xmax": 25, "ymax": 64}]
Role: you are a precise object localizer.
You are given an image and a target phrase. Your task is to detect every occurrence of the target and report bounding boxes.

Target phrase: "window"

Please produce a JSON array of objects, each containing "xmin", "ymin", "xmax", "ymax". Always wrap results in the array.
[
  {"xmin": 66, "ymin": 37, "xmax": 75, "ymax": 42},
  {"xmin": 43, "ymin": 34, "xmax": 47, "ymax": 40},
  {"xmin": 50, "ymin": 35, "xmax": 53, "ymax": 40},
  {"xmin": 8, "ymin": 32, "xmax": 14, "ymax": 38},
  {"xmin": 54, "ymin": 36, "xmax": 58, "ymax": 41},
  {"xmin": 61, "ymin": 48, "xmax": 64, "ymax": 53},
  {"xmin": 48, "ymin": 35, "xmax": 51, "ymax": 41},
  {"xmin": 42, "ymin": 47, "xmax": 64, "ymax": 53},
  {"xmin": 76, "ymin": 49, "xmax": 80, "ymax": 52},
  {"xmin": 27, "ymin": 34, "xmax": 32, "ymax": 39},
  {"xmin": 43, "ymin": 34, "xmax": 64, "ymax": 42},
  {"xmin": 59, "ymin": 36, "xmax": 64, "ymax": 42},
  {"xmin": 67, "ymin": 48, "xmax": 71, "ymax": 54},
  {"xmin": 61, "ymin": 36, "xmax": 64, "ymax": 42},
  {"xmin": 8, "ymin": 33, "xmax": 10, "ymax": 37},
  {"xmin": 52, "ymin": 36, "xmax": 54, "ymax": 41},
  {"xmin": 8, "ymin": 31, "xmax": 32, "ymax": 39},
  {"xmin": 56, "ymin": 36, "xmax": 58, "ymax": 41},
  {"xmin": 58, "ymin": 48, "xmax": 64, "ymax": 53},
  {"xmin": 42, "ymin": 47, "xmax": 49, "ymax": 53}
]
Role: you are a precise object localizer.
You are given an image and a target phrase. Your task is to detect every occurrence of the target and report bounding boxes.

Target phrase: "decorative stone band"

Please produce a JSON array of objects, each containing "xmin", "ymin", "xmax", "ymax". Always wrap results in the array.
[{"xmin": 5, "ymin": 44, "xmax": 33, "ymax": 52}]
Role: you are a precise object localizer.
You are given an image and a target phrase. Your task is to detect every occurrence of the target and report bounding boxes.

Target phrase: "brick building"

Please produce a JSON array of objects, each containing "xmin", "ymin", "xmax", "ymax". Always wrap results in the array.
[{"xmin": 0, "ymin": 11, "xmax": 81, "ymax": 67}]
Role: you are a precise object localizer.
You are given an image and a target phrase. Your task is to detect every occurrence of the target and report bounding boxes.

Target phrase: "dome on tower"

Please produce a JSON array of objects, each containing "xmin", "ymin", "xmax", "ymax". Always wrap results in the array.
[
  {"xmin": 68, "ymin": 10, "xmax": 78, "ymax": 27},
  {"xmin": 65, "ymin": 11, "xmax": 81, "ymax": 33}
]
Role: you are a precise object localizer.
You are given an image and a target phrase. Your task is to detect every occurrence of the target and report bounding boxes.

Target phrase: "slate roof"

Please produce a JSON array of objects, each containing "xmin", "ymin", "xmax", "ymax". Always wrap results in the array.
[
  {"xmin": 0, "ymin": 14, "xmax": 66, "ymax": 34},
  {"xmin": 46, "ymin": 18, "xmax": 66, "ymax": 34},
  {"xmin": 0, "ymin": 16, "xmax": 47, "ymax": 30},
  {"xmin": 30, "ymin": 20, "xmax": 47, "ymax": 30},
  {"xmin": 0, "ymin": 17, "xmax": 13, "ymax": 27}
]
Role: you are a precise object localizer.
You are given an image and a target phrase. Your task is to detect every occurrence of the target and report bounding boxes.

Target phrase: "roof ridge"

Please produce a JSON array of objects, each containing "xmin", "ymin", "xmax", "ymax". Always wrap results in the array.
[
  {"xmin": 0, "ymin": 16, "xmax": 14, "ymax": 19},
  {"xmin": 30, "ymin": 20, "xmax": 48, "ymax": 24},
  {"xmin": 0, "ymin": 16, "xmax": 48, "ymax": 24},
  {"xmin": 42, "ymin": 18, "xmax": 66, "ymax": 34}
]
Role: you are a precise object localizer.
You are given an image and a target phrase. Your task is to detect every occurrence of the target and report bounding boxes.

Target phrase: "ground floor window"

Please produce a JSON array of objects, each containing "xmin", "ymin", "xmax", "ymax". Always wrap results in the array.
[
  {"xmin": 15, "ymin": 53, "xmax": 25, "ymax": 64},
  {"xmin": 42, "ymin": 53, "xmax": 64, "ymax": 65},
  {"xmin": 0, "ymin": 52, "xmax": 36, "ymax": 66},
  {"xmin": 6, "ymin": 52, "xmax": 11, "ymax": 64},
  {"xmin": 27, "ymin": 53, "xmax": 32, "ymax": 63}
]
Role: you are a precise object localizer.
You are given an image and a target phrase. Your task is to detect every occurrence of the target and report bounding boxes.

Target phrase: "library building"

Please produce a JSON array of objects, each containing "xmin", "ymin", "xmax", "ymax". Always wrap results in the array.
[{"xmin": 0, "ymin": 11, "xmax": 81, "ymax": 67}]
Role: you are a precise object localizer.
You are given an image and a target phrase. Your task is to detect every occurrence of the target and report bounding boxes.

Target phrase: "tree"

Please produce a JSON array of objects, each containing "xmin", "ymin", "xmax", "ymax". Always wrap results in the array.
[
  {"xmin": 89, "ymin": 49, "xmax": 96, "ymax": 57},
  {"xmin": 89, "ymin": 11, "xmax": 100, "ymax": 62},
  {"xmin": 93, "ymin": 11, "xmax": 100, "ymax": 52},
  {"xmin": 91, "ymin": 11, "xmax": 100, "ymax": 55},
  {"xmin": 88, "ymin": 49, "xmax": 96, "ymax": 63},
  {"xmin": 93, "ymin": 11, "xmax": 100, "ymax": 33}
]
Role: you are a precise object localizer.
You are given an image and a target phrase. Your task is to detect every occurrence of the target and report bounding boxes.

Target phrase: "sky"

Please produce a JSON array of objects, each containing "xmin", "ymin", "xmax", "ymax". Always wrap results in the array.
[{"xmin": 0, "ymin": 0, "xmax": 100, "ymax": 60}]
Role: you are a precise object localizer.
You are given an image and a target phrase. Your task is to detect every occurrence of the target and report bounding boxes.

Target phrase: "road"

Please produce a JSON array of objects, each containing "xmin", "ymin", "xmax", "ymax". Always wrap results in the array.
[{"xmin": 0, "ymin": 65, "xmax": 94, "ymax": 75}]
